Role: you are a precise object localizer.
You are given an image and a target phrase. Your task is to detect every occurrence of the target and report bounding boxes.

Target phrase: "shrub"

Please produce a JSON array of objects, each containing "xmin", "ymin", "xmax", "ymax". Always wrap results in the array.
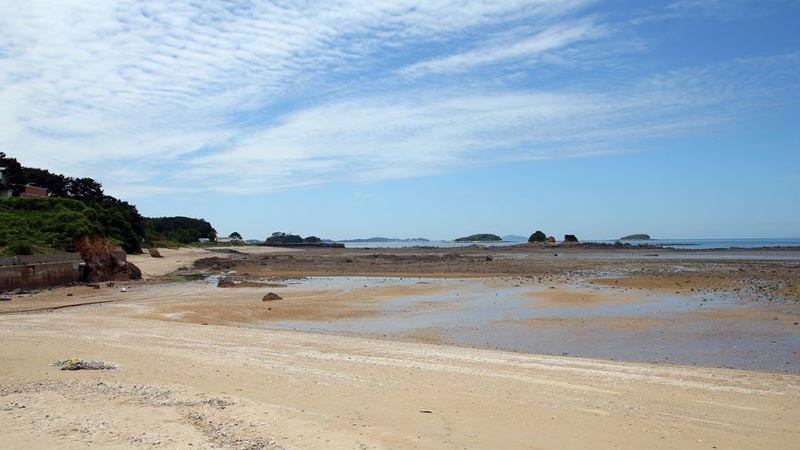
[
  {"xmin": 0, "ymin": 197, "xmax": 103, "ymax": 250},
  {"xmin": 7, "ymin": 241, "xmax": 33, "ymax": 255}
]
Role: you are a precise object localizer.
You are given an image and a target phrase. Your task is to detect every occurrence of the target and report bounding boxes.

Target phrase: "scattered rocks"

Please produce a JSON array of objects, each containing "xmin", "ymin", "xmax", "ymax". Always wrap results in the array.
[
  {"xmin": 262, "ymin": 293, "xmax": 283, "ymax": 301},
  {"xmin": 51, "ymin": 358, "xmax": 116, "ymax": 371},
  {"xmin": 206, "ymin": 248, "xmax": 244, "ymax": 255}
]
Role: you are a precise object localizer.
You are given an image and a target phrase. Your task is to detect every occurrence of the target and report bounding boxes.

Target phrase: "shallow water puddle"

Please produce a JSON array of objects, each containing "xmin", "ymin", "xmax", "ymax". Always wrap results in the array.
[{"xmin": 260, "ymin": 276, "xmax": 800, "ymax": 373}]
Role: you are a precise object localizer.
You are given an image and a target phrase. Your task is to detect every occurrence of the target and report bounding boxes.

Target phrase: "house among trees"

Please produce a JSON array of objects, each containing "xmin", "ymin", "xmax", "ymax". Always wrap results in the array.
[{"xmin": 20, "ymin": 184, "xmax": 48, "ymax": 198}]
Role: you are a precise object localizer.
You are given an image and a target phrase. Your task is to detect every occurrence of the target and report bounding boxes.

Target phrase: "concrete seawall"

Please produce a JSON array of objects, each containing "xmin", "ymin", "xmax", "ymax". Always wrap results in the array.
[{"xmin": 0, "ymin": 254, "xmax": 86, "ymax": 291}]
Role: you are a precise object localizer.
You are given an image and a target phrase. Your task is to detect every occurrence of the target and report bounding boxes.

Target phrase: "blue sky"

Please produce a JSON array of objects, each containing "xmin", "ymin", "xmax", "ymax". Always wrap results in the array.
[{"xmin": 2, "ymin": 0, "xmax": 798, "ymax": 240}]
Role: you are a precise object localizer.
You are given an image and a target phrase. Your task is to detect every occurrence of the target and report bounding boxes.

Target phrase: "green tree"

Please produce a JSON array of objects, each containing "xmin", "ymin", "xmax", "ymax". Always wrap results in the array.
[
  {"xmin": 229, "ymin": 231, "xmax": 243, "ymax": 240},
  {"xmin": 66, "ymin": 177, "xmax": 105, "ymax": 202},
  {"xmin": 0, "ymin": 152, "xmax": 24, "ymax": 195}
]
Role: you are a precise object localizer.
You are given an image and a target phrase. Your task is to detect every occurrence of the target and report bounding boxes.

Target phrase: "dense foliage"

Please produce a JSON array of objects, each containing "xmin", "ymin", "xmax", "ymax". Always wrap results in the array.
[
  {"xmin": 528, "ymin": 230, "xmax": 547, "ymax": 243},
  {"xmin": 1, "ymin": 152, "xmax": 146, "ymax": 253},
  {"xmin": 145, "ymin": 216, "xmax": 217, "ymax": 244},
  {"xmin": 564, "ymin": 234, "xmax": 579, "ymax": 243},
  {"xmin": 0, "ymin": 198, "xmax": 103, "ymax": 254},
  {"xmin": 265, "ymin": 232, "xmax": 304, "ymax": 244},
  {"xmin": 1, "ymin": 152, "xmax": 217, "ymax": 253},
  {"xmin": 454, "ymin": 233, "xmax": 502, "ymax": 242}
]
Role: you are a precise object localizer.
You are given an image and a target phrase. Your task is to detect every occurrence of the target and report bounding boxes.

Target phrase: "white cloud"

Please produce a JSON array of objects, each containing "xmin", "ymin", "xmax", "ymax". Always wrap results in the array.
[{"xmin": 403, "ymin": 19, "xmax": 606, "ymax": 75}]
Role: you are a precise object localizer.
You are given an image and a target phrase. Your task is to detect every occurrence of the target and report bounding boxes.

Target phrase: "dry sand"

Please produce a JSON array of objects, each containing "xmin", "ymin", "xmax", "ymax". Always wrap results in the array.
[
  {"xmin": 128, "ymin": 246, "xmax": 297, "ymax": 279},
  {"xmin": 2, "ymin": 308, "xmax": 799, "ymax": 450}
]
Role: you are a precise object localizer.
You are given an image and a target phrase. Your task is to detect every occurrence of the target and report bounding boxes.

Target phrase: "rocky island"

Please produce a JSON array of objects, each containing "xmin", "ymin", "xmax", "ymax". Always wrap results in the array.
[
  {"xmin": 620, "ymin": 234, "xmax": 651, "ymax": 240},
  {"xmin": 454, "ymin": 233, "xmax": 502, "ymax": 242}
]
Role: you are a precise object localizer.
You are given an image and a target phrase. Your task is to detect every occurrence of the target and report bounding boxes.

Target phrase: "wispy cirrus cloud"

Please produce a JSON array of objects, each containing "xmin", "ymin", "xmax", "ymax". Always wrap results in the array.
[
  {"xmin": 176, "ymin": 53, "xmax": 797, "ymax": 193},
  {"xmin": 402, "ymin": 19, "xmax": 607, "ymax": 75},
  {"xmin": 1, "ymin": 0, "xmax": 594, "ymax": 175},
  {"xmin": 631, "ymin": 0, "xmax": 796, "ymax": 23},
  {"xmin": 0, "ymin": 0, "xmax": 797, "ymax": 198}
]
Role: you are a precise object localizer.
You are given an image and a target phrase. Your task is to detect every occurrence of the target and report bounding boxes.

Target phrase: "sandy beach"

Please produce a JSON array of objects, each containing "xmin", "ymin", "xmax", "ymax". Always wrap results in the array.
[{"xmin": 2, "ymin": 245, "xmax": 799, "ymax": 449}]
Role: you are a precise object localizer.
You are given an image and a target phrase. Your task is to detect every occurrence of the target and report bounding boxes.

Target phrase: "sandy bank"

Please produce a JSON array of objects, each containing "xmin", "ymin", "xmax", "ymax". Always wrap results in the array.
[{"xmin": 1, "ymin": 310, "xmax": 798, "ymax": 450}]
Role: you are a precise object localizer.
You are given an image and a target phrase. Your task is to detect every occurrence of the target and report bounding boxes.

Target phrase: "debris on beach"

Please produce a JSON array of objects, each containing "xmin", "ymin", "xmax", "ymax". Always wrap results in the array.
[
  {"xmin": 51, "ymin": 358, "xmax": 116, "ymax": 371},
  {"xmin": 262, "ymin": 292, "xmax": 283, "ymax": 301}
]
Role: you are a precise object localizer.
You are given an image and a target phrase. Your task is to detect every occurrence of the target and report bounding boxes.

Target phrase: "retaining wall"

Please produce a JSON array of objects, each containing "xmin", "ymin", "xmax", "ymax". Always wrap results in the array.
[{"xmin": 0, "ymin": 254, "xmax": 86, "ymax": 291}]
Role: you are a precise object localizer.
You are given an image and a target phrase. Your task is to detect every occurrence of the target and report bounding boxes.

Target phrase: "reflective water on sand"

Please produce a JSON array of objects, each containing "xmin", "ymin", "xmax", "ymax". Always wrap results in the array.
[{"xmin": 261, "ymin": 277, "xmax": 800, "ymax": 373}]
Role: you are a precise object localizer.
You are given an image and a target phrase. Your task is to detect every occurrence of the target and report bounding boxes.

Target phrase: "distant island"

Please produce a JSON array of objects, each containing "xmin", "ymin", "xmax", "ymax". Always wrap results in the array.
[
  {"xmin": 337, "ymin": 237, "xmax": 430, "ymax": 243},
  {"xmin": 620, "ymin": 234, "xmax": 651, "ymax": 241},
  {"xmin": 454, "ymin": 233, "xmax": 502, "ymax": 242}
]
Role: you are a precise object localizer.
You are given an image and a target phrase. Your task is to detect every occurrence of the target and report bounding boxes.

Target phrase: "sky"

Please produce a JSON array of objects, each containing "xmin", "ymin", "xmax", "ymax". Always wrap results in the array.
[{"xmin": 1, "ymin": 0, "xmax": 799, "ymax": 240}]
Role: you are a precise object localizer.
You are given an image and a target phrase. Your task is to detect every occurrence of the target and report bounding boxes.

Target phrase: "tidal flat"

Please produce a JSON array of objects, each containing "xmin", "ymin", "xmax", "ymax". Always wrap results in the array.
[{"xmin": 2, "ymin": 245, "xmax": 799, "ymax": 449}]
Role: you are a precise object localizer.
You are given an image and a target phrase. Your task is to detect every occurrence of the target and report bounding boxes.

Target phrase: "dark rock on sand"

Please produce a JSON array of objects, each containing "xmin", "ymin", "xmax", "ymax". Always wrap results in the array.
[
  {"xmin": 217, "ymin": 278, "xmax": 235, "ymax": 288},
  {"xmin": 76, "ymin": 237, "xmax": 142, "ymax": 282},
  {"xmin": 262, "ymin": 292, "xmax": 283, "ymax": 301}
]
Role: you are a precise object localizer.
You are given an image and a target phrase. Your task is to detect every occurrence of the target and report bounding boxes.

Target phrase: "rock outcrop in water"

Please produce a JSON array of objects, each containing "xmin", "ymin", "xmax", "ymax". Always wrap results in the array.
[
  {"xmin": 528, "ymin": 231, "xmax": 547, "ymax": 243},
  {"xmin": 620, "ymin": 234, "xmax": 651, "ymax": 241},
  {"xmin": 454, "ymin": 234, "xmax": 502, "ymax": 242}
]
